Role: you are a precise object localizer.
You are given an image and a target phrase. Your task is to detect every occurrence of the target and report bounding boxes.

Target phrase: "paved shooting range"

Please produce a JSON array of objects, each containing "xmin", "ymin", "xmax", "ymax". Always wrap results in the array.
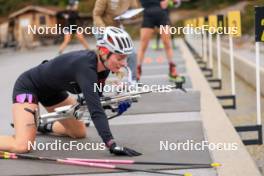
[{"xmin": 0, "ymin": 0, "xmax": 264, "ymax": 176}]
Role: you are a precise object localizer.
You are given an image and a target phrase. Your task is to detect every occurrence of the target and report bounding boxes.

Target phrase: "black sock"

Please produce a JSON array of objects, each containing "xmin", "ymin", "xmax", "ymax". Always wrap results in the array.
[
  {"xmin": 44, "ymin": 122, "xmax": 54, "ymax": 133},
  {"xmin": 38, "ymin": 122, "xmax": 54, "ymax": 133}
]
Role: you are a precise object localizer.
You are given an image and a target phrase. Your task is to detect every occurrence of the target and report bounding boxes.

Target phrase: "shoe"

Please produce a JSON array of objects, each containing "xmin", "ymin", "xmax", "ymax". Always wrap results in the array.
[
  {"xmin": 136, "ymin": 65, "xmax": 142, "ymax": 81},
  {"xmin": 151, "ymin": 43, "xmax": 163, "ymax": 50},
  {"xmin": 169, "ymin": 62, "xmax": 178, "ymax": 79},
  {"xmin": 168, "ymin": 63, "xmax": 186, "ymax": 83},
  {"xmin": 151, "ymin": 43, "xmax": 158, "ymax": 50}
]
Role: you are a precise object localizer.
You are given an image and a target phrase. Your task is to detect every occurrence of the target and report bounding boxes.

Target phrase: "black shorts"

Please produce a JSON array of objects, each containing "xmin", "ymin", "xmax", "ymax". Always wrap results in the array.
[
  {"xmin": 12, "ymin": 72, "xmax": 69, "ymax": 107},
  {"xmin": 142, "ymin": 7, "xmax": 170, "ymax": 28}
]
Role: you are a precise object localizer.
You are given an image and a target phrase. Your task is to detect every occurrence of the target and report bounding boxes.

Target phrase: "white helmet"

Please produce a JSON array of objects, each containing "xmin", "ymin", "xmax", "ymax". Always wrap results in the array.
[{"xmin": 96, "ymin": 26, "xmax": 134, "ymax": 55}]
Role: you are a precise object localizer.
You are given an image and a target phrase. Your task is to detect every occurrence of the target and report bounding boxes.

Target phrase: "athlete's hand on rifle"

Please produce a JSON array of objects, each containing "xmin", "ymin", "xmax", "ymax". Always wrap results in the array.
[
  {"xmin": 117, "ymin": 100, "xmax": 131, "ymax": 114},
  {"xmin": 109, "ymin": 142, "xmax": 142, "ymax": 157}
]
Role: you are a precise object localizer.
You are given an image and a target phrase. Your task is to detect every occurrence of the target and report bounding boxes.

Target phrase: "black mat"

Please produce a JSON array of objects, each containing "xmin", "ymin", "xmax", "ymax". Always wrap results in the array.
[
  {"xmin": 125, "ymin": 90, "xmax": 200, "ymax": 115},
  {"xmin": 0, "ymin": 122, "xmax": 211, "ymax": 176},
  {"xmin": 142, "ymin": 58, "xmax": 185, "ymax": 67},
  {"xmin": 145, "ymin": 50, "xmax": 185, "ymax": 62},
  {"xmin": 143, "ymin": 65, "xmax": 187, "ymax": 75},
  {"xmin": 140, "ymin": 75, "xmax": 193, "ymax": 89}
]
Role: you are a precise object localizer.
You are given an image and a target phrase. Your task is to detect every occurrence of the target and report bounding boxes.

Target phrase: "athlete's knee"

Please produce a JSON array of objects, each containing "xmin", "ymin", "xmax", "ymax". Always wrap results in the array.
[
  {"xmin": 12, "ymin": 142, "xmax": 31, "ymax": 153},
  {"xmin": 67, "ymin": 124, "xmax": 86, "ymax": 139},
  {"xmin": 68, "ymin": 131, "xmax": 86, "ymax": 139}
]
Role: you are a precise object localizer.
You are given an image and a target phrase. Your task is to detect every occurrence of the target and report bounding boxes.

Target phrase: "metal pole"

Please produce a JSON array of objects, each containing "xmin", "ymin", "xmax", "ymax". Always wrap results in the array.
[
  {"xmin": 201, "ymin": 32, "xmax": 204, "ymax": 58},
  {"xmin": 256, "ymin": 42, "xmax": 261, "ymax": 125},
  {"xmin": 208, "ymin": 33, "xmax": 213, "ymax": 69},
  {"xmin": 216, "ymin": 34, "xmax": 222, "ymax": 79},
  {"xmin": 203, "ymin": 31, "xmax": 208, "ymax": 63},
  {"xmin": 229, "ymin": 35, "xmax": 236, "ymax": 95}
]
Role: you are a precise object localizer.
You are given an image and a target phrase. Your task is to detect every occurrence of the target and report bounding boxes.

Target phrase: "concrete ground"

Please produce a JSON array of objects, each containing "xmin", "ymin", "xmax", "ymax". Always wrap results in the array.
[
  {"xmin": 214, "ymin": 60, "xmax": 264, "ymax": 174},
  {"xmin": 0, "ymin": 38, "xmax": 261, "ymax": 176},
  {"xmin": 186, "ymin": 34, "xmax": 264, "ymax": 175}
]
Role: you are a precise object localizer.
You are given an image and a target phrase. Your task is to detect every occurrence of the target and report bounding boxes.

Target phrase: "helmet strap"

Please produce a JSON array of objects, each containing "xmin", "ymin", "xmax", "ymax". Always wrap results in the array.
[{"xmin": 96, "ymin": 48, "xmax": 112, "ymax": 70}]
